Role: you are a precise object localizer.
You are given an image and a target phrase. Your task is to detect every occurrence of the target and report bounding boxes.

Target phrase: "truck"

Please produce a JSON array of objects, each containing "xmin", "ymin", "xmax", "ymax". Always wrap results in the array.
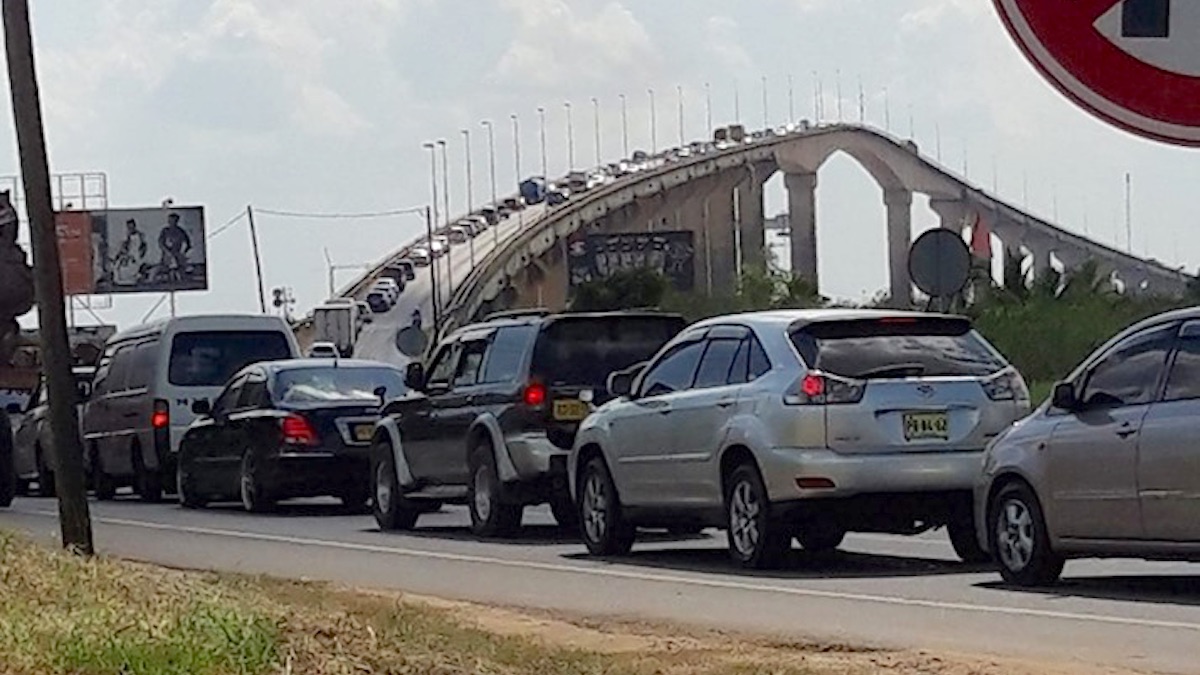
[
  {"xmin": 519, "ymin": 176, "xmax": 547, "ymax": 205},
  {"xmin": 727, "ymin": 124, "xmax": 747, "ymax": 142},
  {"xmin": 312, "ymin": 303, "xmax": 358, "ymax": 357}
]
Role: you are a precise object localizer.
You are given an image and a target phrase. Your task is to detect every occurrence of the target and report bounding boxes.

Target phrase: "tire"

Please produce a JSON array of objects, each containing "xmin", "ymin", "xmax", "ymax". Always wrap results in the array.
[
  {"xmin": 549, "ymin": 492, "xmax": 578, "ymax": 529},
  {"xmin": 89, "ymin": 445, "xmax": 116, "ymax": 501},
  {"xmin": 796, "ymin": 523, "xmax": 845, "ymax": 553},
  {"xmin": 34, "ymin": 445, "xmax": 55, "ymax": 498},
  {"xmin": 338, "ymin": 484, "xmax": 371, "ymax": 513},
  {"xmin": 239, "ymin": 450, "xmax": 274, "ymax": 513},
  {"xmin": 132, "ymin": 445, "xmax": 163, "ymax": 503},
  {"xmin": 578, "ymin": 456, "xmax": 635, "ymax": 556},
  {"xmin": 176, "ymin": 456, "xmax": 206, "ymax": 509},
  {"xmin": 726, "ymin": 463, "xmax": 791, "ymax": 570},
  {"xmin": 371, "ymin": 440, "xmax": 420, "ymax": 531},
  {"xmin": 0, "ymin": 416, "xmax": 14, "ymax": 508},
  {"xmin": 989, "ymin": 481, "xmax": 1064, "ymax": 586},
  {"xmin": 467, "ymin": 445, "xmax": 522, "ymax": 538},
  {"xmin": 948, "ymin": 507, "xmax": 990, "ymax": 564}
]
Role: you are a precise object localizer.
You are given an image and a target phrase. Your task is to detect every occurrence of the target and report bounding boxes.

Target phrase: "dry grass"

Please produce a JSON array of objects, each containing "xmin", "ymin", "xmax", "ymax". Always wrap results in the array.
[{"xmin": 0, "ymin": 532, "xmax": 1140, "ymax": 675}]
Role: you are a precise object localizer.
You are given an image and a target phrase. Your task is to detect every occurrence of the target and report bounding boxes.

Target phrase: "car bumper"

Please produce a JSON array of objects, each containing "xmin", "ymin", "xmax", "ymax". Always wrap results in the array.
[
  {"xmin": 759, "ymin": 447, "xmax": 986, "ymax": 503},
  {"xmin": 261, "ymin": 450, "xmax": 370, "ymax": 498},
  {"xmin": 504, "ymin": 432, "xmax": 569, "ymax": 483}
]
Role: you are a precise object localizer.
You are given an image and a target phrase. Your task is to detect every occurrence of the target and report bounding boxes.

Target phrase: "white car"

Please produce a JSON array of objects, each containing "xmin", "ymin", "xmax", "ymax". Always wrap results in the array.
[
  {"xmin": 306, "ymin": 341, "xmax": 339, "ymax": 359},
  {"xmin": 372, "ymin": 278, "xmax": 400, "ymax": 302},
  {"xmin": 409, "ymin": 248, "xmax": 432, "ymax": 267}
]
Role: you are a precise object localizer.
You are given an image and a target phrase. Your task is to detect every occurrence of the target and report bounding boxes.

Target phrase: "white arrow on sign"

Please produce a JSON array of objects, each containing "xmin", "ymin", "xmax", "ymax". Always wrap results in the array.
[{"xmin": 1095, "ymin": 0, "xmax": 1200, "ymax": 77}]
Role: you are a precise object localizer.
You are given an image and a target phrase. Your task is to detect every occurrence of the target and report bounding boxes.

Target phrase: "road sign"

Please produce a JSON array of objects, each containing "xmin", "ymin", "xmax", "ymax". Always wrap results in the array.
[
  {"xmin": 909, "ymin": 229, "xmax": 971, "ymax": 298},
  {"xmin": 994, "ymin": 0, "xmax": 1200, "ymax": 146}
]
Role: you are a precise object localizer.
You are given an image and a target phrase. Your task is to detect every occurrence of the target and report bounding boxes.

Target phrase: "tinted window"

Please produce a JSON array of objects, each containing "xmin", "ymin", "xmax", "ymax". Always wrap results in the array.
[
  {"xmin": 531, "ymin": 316, "xmax": 685, "ymax": 387},
  {"xmin": 425, "ymin": 345, "xmax": 458, "ymax": 386},
  {"xmin": 728, "ymin": 339, "xmax": 749, "ymax": 385},
  {"xmin": 454, "ymin": 341, "xmax": 488, "ymax": 387},
  {"xmin": 211, "ymin": 376, "xmax": 245, "ymax": 416},
  {"xmin": 106, "ymin": 345, "xmax": 136, "ymax": 393},
  {"xmin": 1084, "ymin": 323, "xmax": 1176, "ymax": 407},
  {"xmin": 694, "ymin": 339, "xmax": 742, "ymax": 389},
  {"xmin": 238, "ymin": 377, "xmax": 269, "ymax": 409},
  {"xmin": 274, "ymin": 367, "xmax": 406, "ymax": 403},
  {"xmin": 482, "ymin": 326, "xmax": 535, "ymax": 384},
  {"xmin": 640, "ymin": 340, "xmax": 705, "ymax": 397},
  {"xmin": 749, "ymin": 337, "xmax": 772, "ymax": 379},
  {"xmin": 168, "ymin": 331, "xmax": 292, "ymax": 387},
  {"xmin": 127, "ymin": 341, "xmax": 158, "ymax": 390},
  {"xmin": 790, "ymin": 318, "xmax": 1005, "ymax": 379}
]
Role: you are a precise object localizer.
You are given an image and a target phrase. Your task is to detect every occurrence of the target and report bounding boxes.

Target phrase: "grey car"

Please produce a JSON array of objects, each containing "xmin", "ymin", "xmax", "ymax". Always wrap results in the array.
[
  {"xmin": 11, "ymin": 367, "xmax": 94, "ymax": 497},
  {"xmin": 571, "ymin": 309, "xmax": 1030, "ymax": 569},
  {"xmin": 976, "ymin": 307, "xmax": 1200, "ymax": 587}
]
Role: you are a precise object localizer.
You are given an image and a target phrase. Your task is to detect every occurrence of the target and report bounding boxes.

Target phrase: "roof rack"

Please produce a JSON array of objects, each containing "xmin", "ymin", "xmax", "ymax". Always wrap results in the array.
[{"xmin": 481, "ymin": 308, "xmax": 551, "ymax": 322}]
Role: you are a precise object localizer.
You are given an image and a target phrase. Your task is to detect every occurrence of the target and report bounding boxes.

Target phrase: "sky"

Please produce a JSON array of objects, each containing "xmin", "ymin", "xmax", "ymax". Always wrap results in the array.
[{"xmin": 6, "ymin": 0, "xmax": 1200, "ymax": 330}]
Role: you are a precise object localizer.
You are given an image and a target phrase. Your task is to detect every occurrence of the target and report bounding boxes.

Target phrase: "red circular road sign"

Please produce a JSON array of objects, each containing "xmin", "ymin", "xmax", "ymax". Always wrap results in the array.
[{"xmin": 995, "ymin": 0, "xmax": 1200, "ymax": 146}]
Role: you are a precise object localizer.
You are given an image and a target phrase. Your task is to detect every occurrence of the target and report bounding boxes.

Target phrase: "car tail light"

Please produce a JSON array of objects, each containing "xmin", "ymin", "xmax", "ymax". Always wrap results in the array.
[
  {"xmin": 523, "ymin": 382, "xmax": 547, "ymax": 407},
  {"xmin": 795, "ymin": 477, "xmax": 836, "ymax": 490},
  {"xmin": 281, "ymin": 414, "xmax": 320, "ymax": 447},
  {"xmin": 151, "ymin": 399, "xmax": 169, "ymax": 429},
  {"xmin": 982, "ymin": 368, "xmax": 1030, "ymax": 402},
  {"xmin": 784, "ymin": 372, "xmax": 865, "ymax": 406}
]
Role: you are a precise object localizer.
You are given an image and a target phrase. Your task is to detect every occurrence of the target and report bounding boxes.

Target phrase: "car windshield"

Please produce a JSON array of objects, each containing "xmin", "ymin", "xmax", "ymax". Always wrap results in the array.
[
  {"xmin": 531, "ymin": 316, "xmax": 685, "ymax": 387},
  {"xmin": 274, "ymin": 366, "xmax": 406, "ymax": 403},
  {"xmin": 790, "ymin": 318, "xmax": 1007, "ymax": 379},
  {"xmin": 169, "ymin": 331, "xmax": 293, "ymax": 387}
]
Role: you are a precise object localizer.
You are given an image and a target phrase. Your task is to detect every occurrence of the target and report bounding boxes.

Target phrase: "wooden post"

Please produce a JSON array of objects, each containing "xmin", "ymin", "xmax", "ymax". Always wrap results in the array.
[{"xmin": 3, "ymin": 0, "xmax": 93, "ymax": 555}]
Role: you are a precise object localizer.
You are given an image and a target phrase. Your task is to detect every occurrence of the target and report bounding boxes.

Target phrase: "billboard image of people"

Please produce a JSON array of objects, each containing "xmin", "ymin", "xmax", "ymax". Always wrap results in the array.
[
  {"xmin": 91, "ymin": 206, "xmax": 207, "ymax": 294},
  {"xmin": 567, "ymin": 230, "xmax": 695, "ymax": 291}
]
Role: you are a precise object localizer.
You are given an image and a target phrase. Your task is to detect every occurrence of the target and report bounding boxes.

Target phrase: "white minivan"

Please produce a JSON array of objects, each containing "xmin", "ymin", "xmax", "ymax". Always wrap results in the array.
[{"xmin": 80, "ymin": 314, "xmax": 300, "ymax": 502}]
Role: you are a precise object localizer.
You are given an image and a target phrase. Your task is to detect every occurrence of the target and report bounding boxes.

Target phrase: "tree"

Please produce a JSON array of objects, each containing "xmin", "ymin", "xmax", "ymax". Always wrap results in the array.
[{"xmin": 570, "ymin": 267, "xmax": 668, "ymax": 312}]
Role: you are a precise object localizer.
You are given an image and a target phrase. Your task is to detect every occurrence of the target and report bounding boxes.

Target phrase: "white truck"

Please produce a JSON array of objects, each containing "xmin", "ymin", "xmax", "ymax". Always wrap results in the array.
[{"xmin": 312, "ymin": 302, "xmax": 358, "ymax": 357}]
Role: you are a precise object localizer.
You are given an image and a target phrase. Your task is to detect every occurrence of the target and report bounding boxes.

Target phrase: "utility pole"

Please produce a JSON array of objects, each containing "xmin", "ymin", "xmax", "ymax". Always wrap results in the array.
[
  {"xmin": 3, "ymin": 0, "xmax": 93, "ymax": 555},
  {"xmin": 245, "ymin": 205, "xmax": 266, "ymax": 310}
]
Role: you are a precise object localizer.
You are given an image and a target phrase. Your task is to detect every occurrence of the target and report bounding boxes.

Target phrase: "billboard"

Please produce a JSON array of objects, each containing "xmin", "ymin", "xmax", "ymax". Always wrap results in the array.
[
  {"xmin": 90, "ymin": 206, "xmax": 207, "ymax": 294},
  {"xmin": 567, "ymin": 230, "xmax": 695, "ymax": 291},
  {"xmin": 54, "ymin": 211, "xmax": 94, "ymax": 295}
]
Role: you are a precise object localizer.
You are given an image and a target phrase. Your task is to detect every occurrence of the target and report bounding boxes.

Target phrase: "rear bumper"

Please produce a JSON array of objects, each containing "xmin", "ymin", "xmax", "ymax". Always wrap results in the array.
[
  {"xmin": 261, "ymin": 450, "xmax": 371, "ymax": 498},
  {"xmin": 759, "ymin": 446, "xmax": 985, "ymax": 503},
  {"xmin": 502, "ymin": 432, "xmax": 570, "ymax": 501}
]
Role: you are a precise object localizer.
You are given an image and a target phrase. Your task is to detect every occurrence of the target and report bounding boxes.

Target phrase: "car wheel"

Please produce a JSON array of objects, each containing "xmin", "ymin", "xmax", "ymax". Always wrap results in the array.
[
  {"xmin": 948, "ymin": 508, "xmax": 990, "ymax": 564},
  {"xmin": 338, "ymin": 484, "xmax": 372, "ymax": 513},
  {"xmin": 795, "ymin": 523, "xmax": 845, "ymax": 553},
  {"xmin": 176, "ymin": 456, "xmax": 206, "ymax": 510},
  {"xmin": 549, "ymin": 492, "xmax": 578, "ymax": 529},
  {"xmin": 132, "ymin": 444, "xmax": 163, "ymax": 503},
  {"xmin": 371, "ymin": 440, "xmax": 419, "ymax": 531},
  {"xmin": 89, "ymin": 445, "xmax": 116, "ymax": 501},
  {"xmin": 578, "ymin": 456, "xmax": 635, "ymax": 556},
  {"xmin": 0, "ymin": 423, "xmax": 14, "ymax": 508},
  {"xmin": 990, "ymin": 482, "xmax": 1064, "ymax": 586},
  {"xmin": 468, "ymin": 445, "xmax": 522, "ymax": 538},
  {"xmin": 726, "ymin": 463, "xmax": 791, "ymax": 570},
  {"xmin": 239, "ymin": 451, "xmax": 274, "ymax": 514},
  {"xmin": 34, "ymin": 445, "xmax": 55, "ymax": 498}
]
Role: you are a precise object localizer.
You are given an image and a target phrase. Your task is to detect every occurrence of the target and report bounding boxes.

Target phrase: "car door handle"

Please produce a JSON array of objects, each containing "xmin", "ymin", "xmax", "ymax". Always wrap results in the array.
[
  {"xmin": 1116, "ymin": 423, "xmax": 1138, "ymax": 439},
  {"xmin": 716, "ymin": 399, "xmax": 736, "ymax": 409}
]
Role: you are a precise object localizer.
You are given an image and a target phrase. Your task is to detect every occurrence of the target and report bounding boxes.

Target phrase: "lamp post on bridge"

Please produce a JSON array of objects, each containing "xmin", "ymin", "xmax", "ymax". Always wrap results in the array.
[
  {"xmin": 461, "ymin": 129, "xmax": 475, "ymax": 269},
  {"xmin": 677, "ymin": 84, "xmax": 684, "ymax": 147},
  {"xmin": 734, "ymin": 78, "xmax": 741, "ymax": 124},
  {"xmin": 481, "ymin": 119, "xmax": 499, "ymax": 247},
  {"xmin": 591, "ymin": 97, "xmax": 601, "ymax": 167},
  {"xmin": 537, "ymin": 106, "xmax": 547, "ymax": 178},
  {"xmin": 436, "ymin": 139, "xmax": 453, "ymax": 297},
  {"xmin": 511, "ymin": 113, "xmax": 522, "ymax": 229},
  {"xmin": 564, "ymin": 101, "xmax": 574, "ymax": 170},
  {"xmin": 619, "ymin": 94, "xmax": 629, "ymax": 158},
  {"xmin": 761, "ymin": 75, "xmax": 769, "ymax": 128},
  {"xmin": 648, "ymin": 88, "xmax": 657, "ymax": 154},
  {"xmin": 704, "ymin": 82, "xmax": 712, "ymax": 135}
]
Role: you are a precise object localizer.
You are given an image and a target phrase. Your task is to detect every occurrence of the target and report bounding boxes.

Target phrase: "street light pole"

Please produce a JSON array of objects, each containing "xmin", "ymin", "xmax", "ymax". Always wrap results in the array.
[
  {"xmin": 461, "ymin": 129, "xmax": 475, "ymax": 269},
  {"xmin": 705, "ymin": 82, "xmax": 712, "ymax": 134},
  {"xmin": 591, "ymin": 97, "xmax": 601, "ymax": 166},
  {"xmin": 537, "ymin": 107, "xmax": 547, "ymax": 178},
  {"xmin": 421, "ymin": 144, "xmax": 441, "ymax": 336},
  {"xmin": 761, "ymin": 75, "xmax": 769, "ymax": 128},
  {"xmin": 424, "ymin": 205, "xmax": 440, "ymax": 336},
  {"xmin": 788, "ymin": 73, "xmax": 795, "ymax": 122},
  {"xmin": 619, "ymin": 94, "xmax": 629, "ymax": 157},
  {"xmin": 677, "ymin": 84, "xmax": 684, "ymax": 147},
  {"xmin": 510, "ymin": 114, "xmax": 521, "ymax": 180},
  {"xmin": 422, "ymin": 142, "xmax": 440, "ymax": 230},
  {"xmin": 648, "ymin": 88, "xmax": 657, "ymax": 154},
  {"xmin": 734, "ymin": 78, "xmax": 740, "ymax": 124},
  {"xmin": 437, "ymin": 139, "xmax": 453, "ymax": 297},
  {"xmin": 481, "ymin": 119, "xmax": 498, "ymax": 246},
  {"xmin": 564, "ymin": 101, "xmax": 574, "ymax": 170}
]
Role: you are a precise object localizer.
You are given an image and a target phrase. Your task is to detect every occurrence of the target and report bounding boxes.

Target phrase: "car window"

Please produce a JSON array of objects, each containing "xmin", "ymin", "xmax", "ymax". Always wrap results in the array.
[
  {"xmin": 237, "ymin": 375, "xmax": 269, "ymax": 409},
  {"xmin": 127, "ymin": 340, "xmax": 159, "ymax": 391},
  {"xmin": 211, "ymin": 375, "xmax": 247, "ymax": 417},
  {"xmin": 639, "ymin": 340, "xmax": 705, "ymax": 397},
  {"xmin": 481, "ymin": 325, "xmax": 535, "ymax": 384},
  {"xmin": 530, "ymin": 315, "xmax": 685, "ymax": 388},
  {"xmin": 105, "ymin": 344, "xmax": 137, "ymax": 393},
  {"xmin": 727, "ymin": 339, "xmax": 749, "ymax": 385},
  {"xmin": 749, "ymin": 336, "xmax": 772, "ymax": 379},
  {"xmin": 1082, "ymin": 323, "xmax": 1177, "ymax": 408},
  {"xmin": 169, "ymin": 331, "xmax": 293, "ymax": 387},
  {"xmin": 694, "ymin": 338, "xmax": 742, "ymax": 389},
  {"xmin": 454, "ymin": 340, "xmax": 489, "ymax": 387},
  {"xmin": 425, "ymin": 344, "xmax": 458, "ymax": 387},
  {"xmin": 1162, "ymin": 323, "xmax": 1200, "ymax": 402}
]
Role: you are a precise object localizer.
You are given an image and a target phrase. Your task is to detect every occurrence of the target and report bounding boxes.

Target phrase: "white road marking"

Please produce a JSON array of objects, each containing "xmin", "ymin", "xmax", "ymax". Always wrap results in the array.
[{"xmin": 13, "ymin": 506, "xmax": 1200, "ymax": 633}]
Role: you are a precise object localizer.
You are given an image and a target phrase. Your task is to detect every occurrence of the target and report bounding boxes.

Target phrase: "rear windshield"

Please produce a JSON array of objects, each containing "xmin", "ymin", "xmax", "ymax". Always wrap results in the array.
[
  {"xmin": 169, "ymin": 331, "xmax": 293, "ymax": 386},
  {"xmin": 531, "ymin": 316, "xmax": 685, "ymax": 387},
  {"xmin": 790, "ymin": 318, "xmax": 1006, "ymax": 379},
  {"xmin": 274, "ymin": 367, "xmax": 406, "ymax": 404}
]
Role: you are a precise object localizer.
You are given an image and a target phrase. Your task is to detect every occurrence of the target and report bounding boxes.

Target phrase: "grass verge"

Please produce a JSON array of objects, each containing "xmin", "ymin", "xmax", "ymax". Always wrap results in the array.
[{"xmin": 0, "ymin": 531, "xmax": 1128, "ymax": 675}]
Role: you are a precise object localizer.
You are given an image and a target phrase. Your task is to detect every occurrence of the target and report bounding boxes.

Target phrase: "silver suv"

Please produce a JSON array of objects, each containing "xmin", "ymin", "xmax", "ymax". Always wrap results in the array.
[
  {"xmin": 570, "ymin": 309, "xmax": 1030, "ymax": 569},
  {"xmin": 977, "ymin": 307, "xmax": 1200, "ymax": 587}
]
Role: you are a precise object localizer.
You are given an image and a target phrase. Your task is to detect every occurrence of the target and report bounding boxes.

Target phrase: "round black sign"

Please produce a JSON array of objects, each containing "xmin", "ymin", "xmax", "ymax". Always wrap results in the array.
[
  {"xmin": 393, "ymin": 325, "xmax": 428, "ymax": 359},
  {"xmin": 908, "ymin": 229, "xmax": 971, "ymax": 298}
]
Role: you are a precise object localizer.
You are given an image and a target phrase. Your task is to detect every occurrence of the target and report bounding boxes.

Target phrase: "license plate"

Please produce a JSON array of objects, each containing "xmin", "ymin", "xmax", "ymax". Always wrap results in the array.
[
  {"xmin": 553, "ymin": 399, "xmax": 589, "ymax": 422},
  {"xmin": 352, "ymin": 423, "xmax": 375, "ymax": 442},
  {"xmin": 903, "ymin": 412, "xmax": 949, "ymax": 441}
]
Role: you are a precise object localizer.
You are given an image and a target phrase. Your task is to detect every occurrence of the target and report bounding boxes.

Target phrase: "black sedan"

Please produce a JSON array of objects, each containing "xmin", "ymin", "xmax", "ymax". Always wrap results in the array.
[{"xmin": 177, "ymin": 359, "xmax": 406, "ymax": 513}]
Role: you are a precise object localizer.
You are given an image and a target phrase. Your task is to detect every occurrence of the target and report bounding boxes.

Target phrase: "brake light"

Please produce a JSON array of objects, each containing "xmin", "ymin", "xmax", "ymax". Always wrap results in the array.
[
  {"xmin": 151, "ymin": 399, "xmax": 169, "ymax": 429},
  {"xmin": 281, "ymin": 414, "xmax": 320, "ymax": 446},
  {"xmin": 879, "ymin": 317, "xmax": 917, "ymax": 324},
  {"xmin": 784, "ymin": 372, "xmax": 865, "ymax": 406},
  {"xmin": 982, "ymin": 368, "xmax": 1030, "ymax": 402},
  {"xmin": 523, "ymin": 382, "xmax": 547, "ymax": 407}
]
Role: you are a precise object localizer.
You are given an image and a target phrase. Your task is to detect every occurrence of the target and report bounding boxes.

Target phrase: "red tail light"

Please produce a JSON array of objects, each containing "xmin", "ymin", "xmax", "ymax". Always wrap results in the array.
[
  {"xmin": 784, "ymin": 372, "xmax": 865, "ymax": 406},
  {"xmin": 523, "ymin": 382, "xmax": 547, "ymax": 407},
  {"xmin": 801, "ymin": 374, "xmax": 825, "ymax": 398},
  {"xmin": 281, "ymin": 414, "xmax": 319, "ymax": 447},
  {"xmin": 151, "ymin": 399, "xmax": 169, "ymax": 429}
]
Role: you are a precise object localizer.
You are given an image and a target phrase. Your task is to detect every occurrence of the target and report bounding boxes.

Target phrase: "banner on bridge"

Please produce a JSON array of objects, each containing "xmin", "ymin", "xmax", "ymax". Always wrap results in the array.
[{"xmin": 567, "ymin": 230, "xmax": 695, "ymax": 291}]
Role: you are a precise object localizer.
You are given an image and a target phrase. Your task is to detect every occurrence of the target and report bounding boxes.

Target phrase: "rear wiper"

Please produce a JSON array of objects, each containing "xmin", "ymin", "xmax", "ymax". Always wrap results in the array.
[{"xmin": 852, "ymin": 363, "xmax": 927, "ymax": 379}]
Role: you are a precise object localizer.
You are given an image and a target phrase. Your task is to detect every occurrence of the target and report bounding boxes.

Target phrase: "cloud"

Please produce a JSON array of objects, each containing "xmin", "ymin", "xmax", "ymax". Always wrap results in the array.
[
  {"xmin": 494, "ymin": 0, "xmax": 658, "ymax": 88},
  {"xmin": 705, "ymin": 16, "xmax": 753, "ymax": 70}
]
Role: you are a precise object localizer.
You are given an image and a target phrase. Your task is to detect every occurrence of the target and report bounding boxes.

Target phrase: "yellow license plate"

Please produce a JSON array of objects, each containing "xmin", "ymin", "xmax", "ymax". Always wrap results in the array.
[
  {"xmin": 353, "ymin": 424, "xmax": 375, "ymax": 442},
  {"xmin": 903, "ymin": 412, "xmax": 949, "ymax": 441},
  {"xmin": 553, "ymin": 399, "xmax": 589, "ymax": 422}
]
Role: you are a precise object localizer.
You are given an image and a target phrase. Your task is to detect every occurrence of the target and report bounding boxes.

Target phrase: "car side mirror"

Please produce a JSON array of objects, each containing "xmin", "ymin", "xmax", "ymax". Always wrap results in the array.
[
  {"xmin": 76, "ymin": 382, "xmax": 92, "ymax": 400},
  {"xmin": 4, "ymin": 403, "xmax": 20, "ymax": 415},
  {"xmin": 608, "ymin": 363, "xmax": 646, "ymax": 399},
  {"xmin": 373, "ymin": 386, "xmax": 387, "ymax": 405},
  {"xmin": 1051, "ymin": 382, "xmax": 1078, "ymax": 411},
  {"xmin": 404, "ymin": 363, "xmax": 426, "ymax": 391},
  {"xmin": 191, "ymin": 399, "xmax": 212, "ymax": 416}
]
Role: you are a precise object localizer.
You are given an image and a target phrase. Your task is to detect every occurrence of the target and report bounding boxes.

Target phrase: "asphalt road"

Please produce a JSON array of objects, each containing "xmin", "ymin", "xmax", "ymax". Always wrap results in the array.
[{"xmin": 2, "ymin": 495, "xmax": 1198, "ymax": 674}]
